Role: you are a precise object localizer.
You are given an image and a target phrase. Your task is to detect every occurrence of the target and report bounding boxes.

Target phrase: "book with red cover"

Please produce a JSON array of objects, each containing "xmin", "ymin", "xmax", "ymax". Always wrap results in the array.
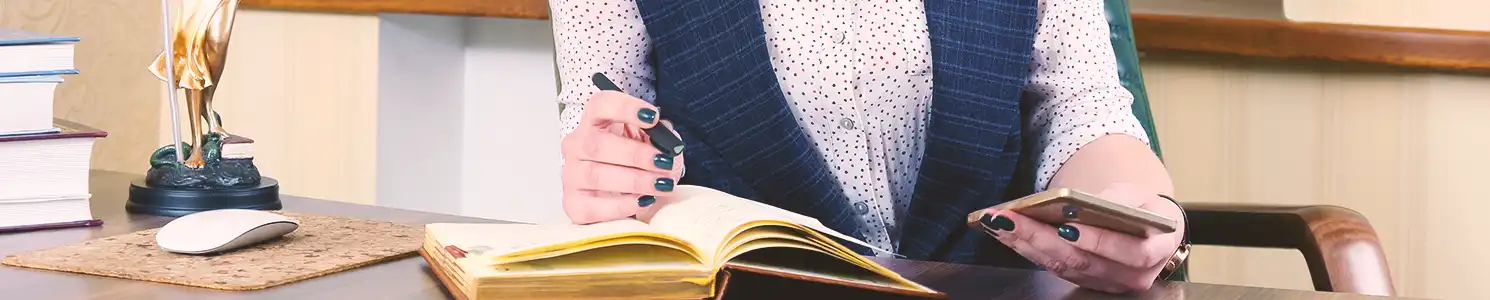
[
  {"xmin": 0, "ymin": 118, "xmax": 107, "ymax": 142},
  {"xmin": 0, "ymin": 219, "xmax": 103, "ymax": 234}
]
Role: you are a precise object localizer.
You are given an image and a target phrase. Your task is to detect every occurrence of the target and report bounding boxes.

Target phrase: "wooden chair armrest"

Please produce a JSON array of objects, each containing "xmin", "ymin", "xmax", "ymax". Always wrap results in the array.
[{"xmin": 1181, "ymin": 203, "xmax": 1396, "ymax": 296}]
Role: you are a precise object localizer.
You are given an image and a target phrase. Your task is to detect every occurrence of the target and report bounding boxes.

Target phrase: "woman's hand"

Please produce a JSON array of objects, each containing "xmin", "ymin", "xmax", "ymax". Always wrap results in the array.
[
  {"xmin": 973, "ymin": 184, "xmax": 1185, "ymax": 293},
  {"xmin": 560, "ymin": 91, "xmax": 685, "ymax": 224}
]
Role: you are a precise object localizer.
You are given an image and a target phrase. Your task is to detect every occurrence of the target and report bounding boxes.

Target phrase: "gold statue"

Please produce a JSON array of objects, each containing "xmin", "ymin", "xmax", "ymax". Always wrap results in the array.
[
  {"xmin": 128, "ymin": 0, "xmax": 279, "ymax": 218},
  {"xmin": 149, "ymin": 0, "xmax": 240, "ymax": 168}
]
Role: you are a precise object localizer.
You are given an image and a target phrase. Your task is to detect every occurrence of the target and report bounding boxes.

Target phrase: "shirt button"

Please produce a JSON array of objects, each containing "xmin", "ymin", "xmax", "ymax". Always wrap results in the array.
[
  {"xmin": 853, "ymin": 202, "xmax": 869, "ymax": 214},
  {"xmin": 835, "ymin": 31, "xmax": 848, "ymax": 44},
  {"xmin": 839, "ymin": 118, "xmax": 856, "ymax": 130}
]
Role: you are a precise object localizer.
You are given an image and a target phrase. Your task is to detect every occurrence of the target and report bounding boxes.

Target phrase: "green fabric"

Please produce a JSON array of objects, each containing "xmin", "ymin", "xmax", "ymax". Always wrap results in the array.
[
  {"xmin": 1103, "ymin": 0, "xmax": 1163, "ymax": 159},
  {"xmin": 1103, "ymin": 0, "xmax": 1186, "ymax": 281}
]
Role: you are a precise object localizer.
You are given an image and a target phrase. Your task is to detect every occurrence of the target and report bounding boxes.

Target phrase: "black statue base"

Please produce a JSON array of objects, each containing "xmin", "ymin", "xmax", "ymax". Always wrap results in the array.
[
  {"xmin": 129, "ymin": 133, "xmax": 280, "ymax": 217},
  {"xmin": 127, "ymin": 177, "xmax": 281, "ymax": 217}
]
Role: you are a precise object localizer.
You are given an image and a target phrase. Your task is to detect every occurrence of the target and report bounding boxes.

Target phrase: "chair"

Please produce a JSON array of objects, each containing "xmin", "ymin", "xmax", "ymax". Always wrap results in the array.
[{"xmin": 1101, "ymin": 0, "xmax": 1397, "ymax": 296}]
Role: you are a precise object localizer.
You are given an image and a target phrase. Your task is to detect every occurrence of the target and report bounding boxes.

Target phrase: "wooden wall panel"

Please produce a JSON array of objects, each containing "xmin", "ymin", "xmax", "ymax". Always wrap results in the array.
[
  {"xmin": 1413, "ymin": 75, "xmax": 1490, "ymax": 298},
  {"xmin": 1141, "ymin": 53, "xmax": 1490, "ymax": 300},
  {"xmin": 194, "ymin": 10, "xmax": 381, "ymax": 205},
  {"xmin": 1140, "ymin": 2, "xmax": 1490, "ymax": 298}
]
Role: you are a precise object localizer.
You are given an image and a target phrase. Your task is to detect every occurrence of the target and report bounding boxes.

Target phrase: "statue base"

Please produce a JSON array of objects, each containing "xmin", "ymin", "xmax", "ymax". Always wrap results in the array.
[{"xmin": 126, "ymin": 177, "xmax": 281, "ymax": 217}]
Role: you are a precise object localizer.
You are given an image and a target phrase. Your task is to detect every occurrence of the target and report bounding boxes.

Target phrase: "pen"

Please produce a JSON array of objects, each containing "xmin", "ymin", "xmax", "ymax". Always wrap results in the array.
[{"xmin": 592, "ymin": 73, "xmax": 685, "ymax": 157}]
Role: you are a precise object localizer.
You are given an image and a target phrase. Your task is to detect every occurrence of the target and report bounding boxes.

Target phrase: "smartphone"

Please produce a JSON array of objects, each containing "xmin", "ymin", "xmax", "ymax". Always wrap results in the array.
[{"xmin": 971, "ymin": 188, "xmax": 1176, "ymax": 237}]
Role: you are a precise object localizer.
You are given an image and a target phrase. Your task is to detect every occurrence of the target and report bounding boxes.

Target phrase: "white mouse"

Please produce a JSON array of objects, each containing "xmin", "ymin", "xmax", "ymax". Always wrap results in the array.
[{"xmin": 155, "ymin": 209, "xmax": 299, "ymax": 255}]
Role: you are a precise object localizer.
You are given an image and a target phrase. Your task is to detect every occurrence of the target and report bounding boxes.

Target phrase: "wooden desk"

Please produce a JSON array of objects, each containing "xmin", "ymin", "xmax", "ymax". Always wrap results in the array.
[{"xmin": 0, "ymin": 171, "xmax": 1404, "ymax": 299}]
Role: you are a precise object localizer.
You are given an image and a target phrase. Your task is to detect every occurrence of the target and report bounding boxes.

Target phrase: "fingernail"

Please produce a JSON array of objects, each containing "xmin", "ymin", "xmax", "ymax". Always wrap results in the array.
[
  {"xmin": 1062, "ymin": 204, "xmax": 1079, "ymax": 219},
  {"xmin": 644, "ymin": 125, "xmax": 685, "ymax": 157},
  {"xmin": 638, "ymin": 195, "xmax": 656, "ymax": 207},
  {"xmin": 653, "ymin": 154, "xmax": 674, "ymax": 170},
  {"xmin": 1058, "ymin": 225, "xmax": 1080, "ymax": 241},
  {"xmin": 978, "ymin": 214, "xmax": 998, "ymax": 236},
  {"xmin": 638, "ymin": 108, "xmax": 658, "ymax": 124},
  {"xmin": 654, "ymin": 178, "xmax": 675, "ymax": 192},
  {"xmin": 980, "ymin": 214, "xmax": 1015, "ymax": 232}
]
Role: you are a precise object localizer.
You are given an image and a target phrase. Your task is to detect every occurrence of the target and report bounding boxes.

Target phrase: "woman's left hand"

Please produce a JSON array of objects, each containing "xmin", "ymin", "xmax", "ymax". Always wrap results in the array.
[{"xmin": 971, "ymin": 183, "xmax": 1185, "ymax": 293}]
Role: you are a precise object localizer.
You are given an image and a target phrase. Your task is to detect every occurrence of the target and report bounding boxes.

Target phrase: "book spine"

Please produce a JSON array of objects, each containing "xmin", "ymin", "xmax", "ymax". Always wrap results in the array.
[{"xmin": 0, "ymin": 219, "xmax": 102, "ymax": 233}]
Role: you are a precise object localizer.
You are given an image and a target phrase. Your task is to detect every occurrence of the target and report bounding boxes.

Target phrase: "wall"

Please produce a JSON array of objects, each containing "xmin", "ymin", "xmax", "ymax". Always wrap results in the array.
[
  {"xmin": 457, "ymin": 16, "xmax": 565, "ymax": 225},
  {"xmin": 1146, "ymin": 1, "xmax": 1490, "ymax": 299},
  {"xmin": 0, "ymin": 0, "xmax": 163, "ymax": 174},
  {"xmin": 1, "ymin": 2, "xmax": 565, "ymax": 221},
  {"xmin": 193, "ymin": 9, "xmax": 381, "ymax": 205},
  {"xmin": 0, "ymin": 2, "xmax": 387, "ymax": 206},
  {"xmin": 204, "ymin": 11, "xmax": 566, "ymax": 223},
  {"xmin": 10, "ymin": 1, "xmax": 1490, "ymax": 299}
]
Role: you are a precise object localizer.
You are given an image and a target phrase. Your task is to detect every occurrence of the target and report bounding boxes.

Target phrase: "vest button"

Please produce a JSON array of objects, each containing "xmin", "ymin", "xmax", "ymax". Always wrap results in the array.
[{"xmin": 839, "ymin": 118, "xmax": 856, "ymax": 130}]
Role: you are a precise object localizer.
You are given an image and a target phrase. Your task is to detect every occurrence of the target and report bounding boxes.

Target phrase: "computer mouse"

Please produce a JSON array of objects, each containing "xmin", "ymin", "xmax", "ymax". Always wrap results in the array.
[{"xmin": 155, "ymin": 209, "xmax": 300, "ymax": 255}]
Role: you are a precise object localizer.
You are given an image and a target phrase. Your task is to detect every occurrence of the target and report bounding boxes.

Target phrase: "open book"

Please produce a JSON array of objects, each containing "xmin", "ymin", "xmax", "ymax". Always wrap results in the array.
[{"xmin": 419, "ymin": 185, "xmax": 944, "ymax": 300}]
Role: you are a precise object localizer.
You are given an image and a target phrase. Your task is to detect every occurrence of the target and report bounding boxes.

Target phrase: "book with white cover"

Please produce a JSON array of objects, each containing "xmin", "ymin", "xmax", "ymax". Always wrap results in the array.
[
  {"xmin": 0, "ymin": 119, "xmax": 105, "ymax": 229},
  {"xmin": 0, "ymin": 28, "xmax": 79, "ymax": 78},
  {"xmin": 0, "ymin": 75, "xmax": 64, "ymax": 134},
  {"xmin": 0, "ymin": 195, "xmax": 92, "ymax": 229}
]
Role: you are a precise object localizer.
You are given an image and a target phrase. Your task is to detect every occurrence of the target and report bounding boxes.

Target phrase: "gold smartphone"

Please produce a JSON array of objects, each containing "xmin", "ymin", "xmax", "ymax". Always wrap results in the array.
[{"xmin": 972, "ymin": 188, "xmax": 1176, "ymax": 237}]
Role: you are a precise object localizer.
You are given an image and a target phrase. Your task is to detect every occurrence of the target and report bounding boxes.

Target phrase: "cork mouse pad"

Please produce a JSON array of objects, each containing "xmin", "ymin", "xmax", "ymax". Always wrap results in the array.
[{"xmin": 1, "ymin": 211, "xmax": 423, "ymax": 291}]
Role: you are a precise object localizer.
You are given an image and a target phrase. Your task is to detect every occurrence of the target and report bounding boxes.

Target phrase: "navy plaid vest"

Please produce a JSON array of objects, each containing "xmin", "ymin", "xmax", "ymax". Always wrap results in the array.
[{"xmin": 635, "ymin": 0, "xmax": 1042, "ymax": 267}]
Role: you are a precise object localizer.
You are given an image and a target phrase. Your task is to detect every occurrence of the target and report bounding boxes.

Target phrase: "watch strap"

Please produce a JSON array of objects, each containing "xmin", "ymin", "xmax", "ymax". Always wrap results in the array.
[{"xmin": 1155, "ymin": 194, "xmax": 1190, "ymax": 281}]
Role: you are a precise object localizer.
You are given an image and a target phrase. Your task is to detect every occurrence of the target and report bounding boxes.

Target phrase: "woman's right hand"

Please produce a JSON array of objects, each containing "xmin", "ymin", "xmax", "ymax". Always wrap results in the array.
[{"xmin": 561, "ymin": 91, "xmax": 685, "ymax": 224}]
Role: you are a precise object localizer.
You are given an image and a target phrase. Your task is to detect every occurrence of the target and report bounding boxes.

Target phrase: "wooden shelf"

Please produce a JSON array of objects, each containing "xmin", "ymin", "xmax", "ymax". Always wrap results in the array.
[
  {"xmin": 1132, "ymin": 14, "xmax": 1490, "ymax": 73},
  {"xmin": 241, "ymin": 0, "xmax": 1490, "ymax": 73}
]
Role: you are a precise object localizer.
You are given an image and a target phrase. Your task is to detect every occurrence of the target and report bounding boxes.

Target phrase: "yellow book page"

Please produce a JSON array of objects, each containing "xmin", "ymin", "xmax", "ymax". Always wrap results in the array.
[
  {"xmin": 452, "ymin": 243, "xmax": 717, "ymax": 300},
  {"xmin": 648, "ymin": 186, "xmax": 894, "ymax": 264},
  {"xmin": 718, "ymin": 238, "xmax": 934, "ymax": 293},
  {"xmin": 457, "ymin": 244, "xmax": 714, "ymax": 280},
  {"xmin": 426, "ymin": 221, "xmax": 701, "ymax": 265},
  {"xmin": 716, "ymin": 225, "xmax": 828, "ymax": 262},
  {"xmin": 720, "ymin": 236, "xmax": 825, "ymax": 262},
  {"xmin": 715, "ymin": 223, "xmax": 865, "ymax": 269},
  {"xmin": 727, "ymin": 258, "xmax": 935, "ymax": 293},
  {"xmin": 719, "ymin": 223, "xmax": 882, "ymax": 274}
]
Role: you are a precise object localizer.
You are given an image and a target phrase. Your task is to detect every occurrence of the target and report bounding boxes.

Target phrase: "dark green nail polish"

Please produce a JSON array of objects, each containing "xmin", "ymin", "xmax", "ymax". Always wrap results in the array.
[
  {"xmin": 638, "ymin": 195, "xmax": 656, "ymax": 207},
  {"xmin": 978, "ymin": 214, "xmax": 998, "ymax": 236},
  {"xmin": 1058, "ymin": 225, "xmax": 1080, "ymax": 241},
  {"xmin": 638, "ymin": 108, "xmax": 658, "ymax": 124},
  {"xmin": 653, "ymin": 154, "xmax": 674, "ymax": 170},
  {"xmin": 981, "ymin": 214, "xmax": 1015, "ymax": 232},
  {"xmin": 654, "ymin": 178, "xmax": 675, "ymax": 192}
]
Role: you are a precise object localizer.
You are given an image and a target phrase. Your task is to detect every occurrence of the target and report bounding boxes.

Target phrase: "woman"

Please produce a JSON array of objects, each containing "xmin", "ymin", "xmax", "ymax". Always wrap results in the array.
[{"xmin": 549, "ymin": 0, "xmax": 1184, "ymax": 293}]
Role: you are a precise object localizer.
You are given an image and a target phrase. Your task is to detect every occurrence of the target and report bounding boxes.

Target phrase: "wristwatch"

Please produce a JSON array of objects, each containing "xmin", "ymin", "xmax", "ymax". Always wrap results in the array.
[{"xmin": 1155, "ymin": 194, "xmax": 1190, "ymax": 281}]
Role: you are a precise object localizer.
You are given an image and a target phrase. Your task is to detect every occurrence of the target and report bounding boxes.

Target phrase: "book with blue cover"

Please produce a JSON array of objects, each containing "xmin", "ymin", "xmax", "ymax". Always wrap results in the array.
[
  {"xmin": 0, "ymin": 74, "xmax": 64, "ymax": 84},
  {"xmin": 0, "ymin": 28, "xmax": 81, "ymax": 46},
  {"xmin": 0, "ymin": 69, "xmax": 79, "ymax": 78},
  {"xmin": 0, "ymin": 27, "xmax": 79, "ymax": 78}
]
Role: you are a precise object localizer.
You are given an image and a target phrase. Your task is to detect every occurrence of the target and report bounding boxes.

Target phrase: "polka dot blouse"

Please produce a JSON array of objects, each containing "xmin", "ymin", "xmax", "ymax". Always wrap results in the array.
[{"xmin": 549, "ymin": 0, "xmax": 1152, "ymax": 254}]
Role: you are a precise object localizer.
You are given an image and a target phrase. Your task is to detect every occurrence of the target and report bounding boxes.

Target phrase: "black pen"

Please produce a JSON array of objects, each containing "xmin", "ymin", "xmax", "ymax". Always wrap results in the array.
[{"xmin": 592, "ymin": 73, "xmax": 685, "ymax": 157}]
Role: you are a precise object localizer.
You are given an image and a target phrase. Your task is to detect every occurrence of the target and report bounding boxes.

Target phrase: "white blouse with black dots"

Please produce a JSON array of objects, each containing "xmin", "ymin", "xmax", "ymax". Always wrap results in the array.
[{"xmin": 549, "ymin": 0, "xmax": 1152, "ymax": 254}]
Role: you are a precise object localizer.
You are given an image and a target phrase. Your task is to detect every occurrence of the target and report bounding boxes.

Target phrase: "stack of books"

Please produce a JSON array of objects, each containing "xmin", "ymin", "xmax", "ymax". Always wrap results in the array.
[{"xmin": 0, "ymin": 28, "xmax": 106, "ymax": 233}]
